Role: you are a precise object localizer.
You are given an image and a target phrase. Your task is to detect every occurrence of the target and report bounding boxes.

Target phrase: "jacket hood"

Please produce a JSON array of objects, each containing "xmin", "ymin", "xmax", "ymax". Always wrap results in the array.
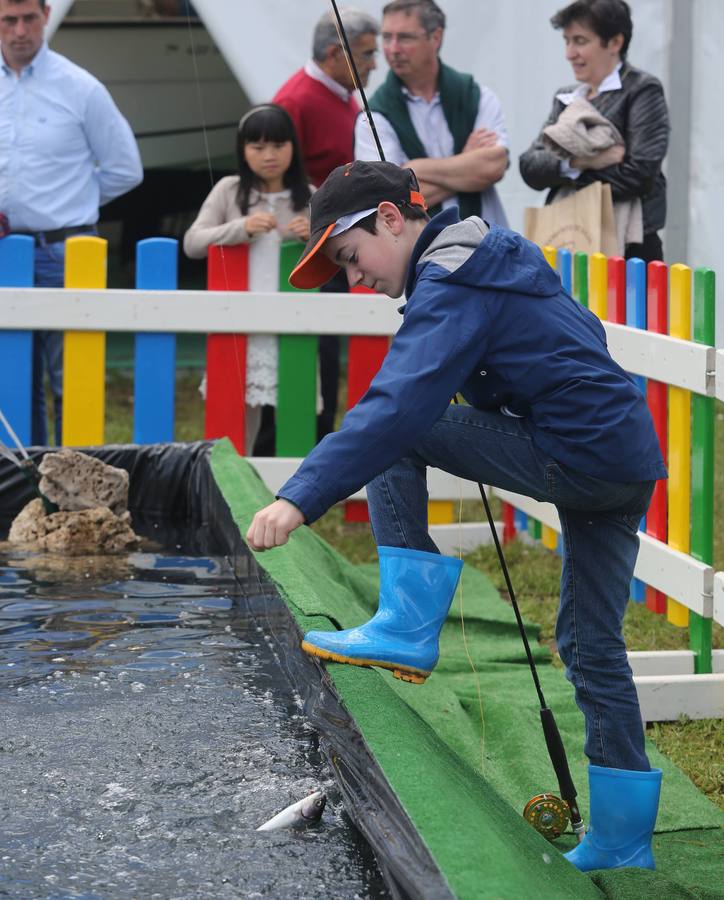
[{"xmin": 406, "ymin": 207, "xmax": 562, "ymax": 299}]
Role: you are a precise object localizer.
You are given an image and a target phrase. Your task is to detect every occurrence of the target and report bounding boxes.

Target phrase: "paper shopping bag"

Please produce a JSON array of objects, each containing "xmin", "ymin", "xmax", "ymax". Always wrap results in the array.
[{"xmin": 524, "ymin": 181, "xmax": 618, "ymax": 256}]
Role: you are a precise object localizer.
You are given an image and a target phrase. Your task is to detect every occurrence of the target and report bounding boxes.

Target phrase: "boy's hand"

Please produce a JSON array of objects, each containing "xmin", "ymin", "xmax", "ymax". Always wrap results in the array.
[
  {"xmin": 246, "ymin": 499, "xmax": 305, "ymax": 551},
  {"xmin": 283, "ymin": 216, "xmax": 311, "ymax": 242},
  {"xmin": 245, "ymin": 212, "xmax": 277, "ymax": 235}
]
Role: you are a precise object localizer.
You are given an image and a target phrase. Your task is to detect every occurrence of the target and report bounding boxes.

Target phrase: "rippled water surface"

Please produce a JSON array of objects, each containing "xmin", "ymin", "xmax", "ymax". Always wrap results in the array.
[{"xmin": 0, "ymin": 546, "xmax": 388, "ymax": 899}]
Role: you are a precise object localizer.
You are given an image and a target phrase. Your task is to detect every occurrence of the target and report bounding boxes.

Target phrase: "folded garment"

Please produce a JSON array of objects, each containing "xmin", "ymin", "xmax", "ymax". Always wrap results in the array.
[{"xmin": 543, "ymin": 97, "xmax": 624, "ymax": 160}]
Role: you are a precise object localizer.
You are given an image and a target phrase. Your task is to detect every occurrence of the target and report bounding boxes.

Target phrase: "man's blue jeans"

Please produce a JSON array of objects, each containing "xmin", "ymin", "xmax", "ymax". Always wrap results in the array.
[
  {"xmin": 366, "ymin": 405, "xmax": 654, "ymax": 771},
  {"xmin": 32, "ymin": 241, "xmax": 65, "ymax": 446}
]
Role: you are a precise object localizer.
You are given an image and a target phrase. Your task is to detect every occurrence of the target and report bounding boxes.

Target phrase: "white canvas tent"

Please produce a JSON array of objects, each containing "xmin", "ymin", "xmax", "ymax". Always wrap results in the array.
[{"xmin": 48, "ymin": 0, "xmax": 723, "ymax": 343}]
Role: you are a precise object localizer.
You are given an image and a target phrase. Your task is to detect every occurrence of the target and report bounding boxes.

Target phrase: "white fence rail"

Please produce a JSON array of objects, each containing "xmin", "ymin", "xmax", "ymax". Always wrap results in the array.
[
  {"xmin": 715, "ymin": 572, "xmax": 724, "ymax": 627},
  {"xmin": 716, "ymin": 349, "xmax": 724, "ymax": 402},
  {"xmin": 248, "ymin": 455, "xmax": 724, "ymax": 723},
  {"xmin": 0, "ymin": 287, "xmax": 721, "ymax": 719},
  {"xmin": 0, "ymin": 289, "xmax": 400, "ymax": 336},
  {"xmin": 0, "ymin": 288, "xmax": 719, "ymax": 398},
  {"xmin": 488, "ymin": 486, "xmax": 717, "ymax": 622},
  {"xmin": 602, "ymin": 322, "xmax": 716, "ymax": 395}
]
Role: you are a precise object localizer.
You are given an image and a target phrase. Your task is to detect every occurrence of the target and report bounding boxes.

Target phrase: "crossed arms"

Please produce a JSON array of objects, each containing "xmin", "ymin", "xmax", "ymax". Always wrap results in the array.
[{"xmin": 403, "ymin": 129, "xmax": 508, "ymax": 206}]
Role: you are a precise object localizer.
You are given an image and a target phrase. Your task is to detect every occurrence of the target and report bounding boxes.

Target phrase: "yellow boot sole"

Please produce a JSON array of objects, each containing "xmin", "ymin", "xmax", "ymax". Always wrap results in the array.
[{"xmin": 301, "ymin": 640, "xmax": 430, "ymax": 684}]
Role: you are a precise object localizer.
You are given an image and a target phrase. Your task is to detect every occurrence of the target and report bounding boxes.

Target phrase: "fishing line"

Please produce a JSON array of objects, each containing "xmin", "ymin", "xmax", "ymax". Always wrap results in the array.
[
  {"xmin": 185, "ymin": 9, "xmax": 270, "ymax": 683},
  {"xmin": 185, "ymin": 0, "xmax": 585, "ymax": 847},
  {"xmin": 183, "ymin": 0, "xmax": 584, "ymax": 846},
  {"xmin": 184, "ymin": 10, "xmax": 215, "ymax": 198},
  {"xmin": 185, "ymin": 0, "xmax": 585, "ymax": 844},
  {"xmin": 326, "ymin": 0, "xmax": 490, "ymax": 786},
  {"xmin": 457, "ymin": 480, "xmax": 486, "ymax": 776},
  {"xmin": 185, "ymin": 5, "xmax": 256, "ymax": 470}
]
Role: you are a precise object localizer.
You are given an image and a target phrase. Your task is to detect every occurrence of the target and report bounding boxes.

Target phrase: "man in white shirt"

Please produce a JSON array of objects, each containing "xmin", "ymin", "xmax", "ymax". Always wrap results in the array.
[
  {"xmin": 0, "ymin": 0, "xmax": 143, "ymax": 445},
  {"xmin": 356, "ymin": 0, "xmax": 509, "ymax": 225}
]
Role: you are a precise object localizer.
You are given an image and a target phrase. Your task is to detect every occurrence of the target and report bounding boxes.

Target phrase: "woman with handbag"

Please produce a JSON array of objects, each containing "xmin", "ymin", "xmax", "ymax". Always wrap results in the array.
[{"xmin": 519, "ymin": 0, "xmax": 669, "ymax": 262}]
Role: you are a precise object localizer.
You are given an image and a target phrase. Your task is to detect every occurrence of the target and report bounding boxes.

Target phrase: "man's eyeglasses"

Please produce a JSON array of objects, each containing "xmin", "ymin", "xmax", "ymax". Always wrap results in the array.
[
  {"xmin": 381, "ymin": 31, "xmax": 429, "ymax": 47},
  {"xmin": 353, "ymin": 49, "xmax": 378, "ymax": 62}
]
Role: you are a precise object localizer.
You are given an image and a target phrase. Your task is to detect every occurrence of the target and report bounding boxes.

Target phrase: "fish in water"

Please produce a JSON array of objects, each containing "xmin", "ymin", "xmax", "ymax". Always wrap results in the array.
[{"xmin": 256, "ymin": 790, "xmax": 327, "ymax": 832}]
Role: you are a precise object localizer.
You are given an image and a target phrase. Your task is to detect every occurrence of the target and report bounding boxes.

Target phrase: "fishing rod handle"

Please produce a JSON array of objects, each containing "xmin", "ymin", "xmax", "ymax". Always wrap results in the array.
[{"xmin": 539, "ymin": 707, "xmax": 578, "ymax": 804}]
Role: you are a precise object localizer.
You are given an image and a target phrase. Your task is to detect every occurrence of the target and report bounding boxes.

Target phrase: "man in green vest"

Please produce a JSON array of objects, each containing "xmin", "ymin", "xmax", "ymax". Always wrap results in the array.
[{"xmin": 355, "ymin": 0, "xmax": 509, "ymax": 224}]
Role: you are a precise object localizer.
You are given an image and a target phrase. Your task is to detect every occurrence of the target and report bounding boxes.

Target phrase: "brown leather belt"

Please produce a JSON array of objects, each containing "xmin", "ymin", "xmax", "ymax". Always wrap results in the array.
[{"xmin": 14, "ymin": 226, "xmax": 96, "ymax": 245}]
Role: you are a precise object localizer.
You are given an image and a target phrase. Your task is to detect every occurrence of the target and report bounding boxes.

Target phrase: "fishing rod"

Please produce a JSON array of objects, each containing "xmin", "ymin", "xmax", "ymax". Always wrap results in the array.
[
  {"xmin": 0, "ymin": 408, "xmax": 58, "ymax": 515},
  {"xmin": 0, "ymin": 408, "xmax": 30, "ymax": 464},
  {"xmin": 328, "ymin": 0, "xmax": 584, "ymax": 842},
  {"xmin": 473, "ymin": 462, "xmax": 585, "ymax": 842},
  {"xmin": 329, "ymin": 0, "xmax": 386, "ymax": 162}
]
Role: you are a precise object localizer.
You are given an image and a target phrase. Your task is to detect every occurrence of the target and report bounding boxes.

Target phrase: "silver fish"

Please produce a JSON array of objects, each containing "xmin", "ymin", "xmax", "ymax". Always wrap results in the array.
[{"xmin": 256, "ymin": 790, "xmax": 327, "ymax": 832}]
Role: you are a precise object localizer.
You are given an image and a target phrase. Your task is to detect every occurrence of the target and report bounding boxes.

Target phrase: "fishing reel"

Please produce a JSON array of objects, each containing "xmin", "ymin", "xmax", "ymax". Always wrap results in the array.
[{"xmin": 523, "ymin": 793, "xmax": 571, "ymax": 841}]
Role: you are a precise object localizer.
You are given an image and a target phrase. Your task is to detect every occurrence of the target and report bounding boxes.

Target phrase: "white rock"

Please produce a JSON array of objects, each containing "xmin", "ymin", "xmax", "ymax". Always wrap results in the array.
[
  {"xmin": 38, "ymin": 449, "xmax": 129, "ymax": 514},
  {"xmin": 8, "ymin": 499, "xmax": 139, "ymax": 554}
]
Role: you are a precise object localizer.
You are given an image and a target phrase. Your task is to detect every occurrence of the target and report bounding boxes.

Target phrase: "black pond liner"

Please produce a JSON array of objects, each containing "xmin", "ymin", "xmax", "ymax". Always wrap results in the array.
[{"xmin": 0, "ymin": 442, "xmax": 454, "ymax": 900}]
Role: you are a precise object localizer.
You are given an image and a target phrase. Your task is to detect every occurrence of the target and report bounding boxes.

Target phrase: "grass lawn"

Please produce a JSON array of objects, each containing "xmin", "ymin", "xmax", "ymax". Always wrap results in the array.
[{"xmin": 104, "ymin": 370, "xmax": 723, "ymax": 810}]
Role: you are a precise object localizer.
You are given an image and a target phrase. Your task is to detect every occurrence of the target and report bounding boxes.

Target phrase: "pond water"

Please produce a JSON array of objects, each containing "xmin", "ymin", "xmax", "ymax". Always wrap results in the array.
[{"xmin": 0, "ymin": 545, "xmax": 389, "ymax": 900}]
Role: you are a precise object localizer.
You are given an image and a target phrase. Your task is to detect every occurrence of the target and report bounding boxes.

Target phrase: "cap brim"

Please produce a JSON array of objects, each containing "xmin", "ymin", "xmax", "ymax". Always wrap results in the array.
[{"xmin": 289, "ymin": 222, "xmax": 340, "ymax": 290}]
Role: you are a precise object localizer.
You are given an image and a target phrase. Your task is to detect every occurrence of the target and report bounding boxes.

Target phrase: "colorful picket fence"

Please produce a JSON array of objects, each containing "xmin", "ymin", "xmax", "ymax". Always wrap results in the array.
[
  {"xmin": 499, "ymin": 246, "xmax": 716, "ymax": 675},
  {"xmin": 0, "ymin": 235, "xmax": 320, "ymax": 457},
  {"xmin": 0, "ymin": 232, "xmax": 719, "ymax": 704}
]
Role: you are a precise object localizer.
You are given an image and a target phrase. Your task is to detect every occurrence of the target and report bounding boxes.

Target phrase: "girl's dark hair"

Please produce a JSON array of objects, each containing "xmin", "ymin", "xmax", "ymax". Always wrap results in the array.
[
  {"xmin": 352, "ymin": 202, "xmax": 430, "ymax": 235},
  {"xmin": 551, "ymin": 0, "xmax": 633, "ymax": 61},
  {"xmin": 235, "ymin": 104, "xmax": 311, "ymax": 214}
]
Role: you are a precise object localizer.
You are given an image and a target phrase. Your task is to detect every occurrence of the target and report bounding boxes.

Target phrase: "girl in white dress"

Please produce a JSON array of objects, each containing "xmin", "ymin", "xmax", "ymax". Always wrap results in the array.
[{"xmin": 184, "ymin": 104, "xmax": 313, "ymax": 452}]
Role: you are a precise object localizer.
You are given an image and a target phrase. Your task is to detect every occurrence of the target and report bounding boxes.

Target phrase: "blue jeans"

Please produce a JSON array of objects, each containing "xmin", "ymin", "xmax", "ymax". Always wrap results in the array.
[
  {"xmin": 366, "ymin": 405, "xmax": 654, "ymax": 771},
  {"xmin": 32, "ymin": 241, "xmax": 65, "ymax": 446}
]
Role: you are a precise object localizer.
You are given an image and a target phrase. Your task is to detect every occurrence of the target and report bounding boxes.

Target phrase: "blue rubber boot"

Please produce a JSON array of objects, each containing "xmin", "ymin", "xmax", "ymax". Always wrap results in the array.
[
  {"xmin": 564, "ymin": 764, "xmax": 663, "ymax": 872},
  {"xmin": 301, "ymin": 546, "xmax": 463, "ymax": 684}
]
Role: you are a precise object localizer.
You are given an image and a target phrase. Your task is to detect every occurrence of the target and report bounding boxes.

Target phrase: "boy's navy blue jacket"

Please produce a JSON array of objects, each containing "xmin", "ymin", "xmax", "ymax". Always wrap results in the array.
[{"xmin": 278, "ymin": 209, "xmax": 666, "ymax": 524}]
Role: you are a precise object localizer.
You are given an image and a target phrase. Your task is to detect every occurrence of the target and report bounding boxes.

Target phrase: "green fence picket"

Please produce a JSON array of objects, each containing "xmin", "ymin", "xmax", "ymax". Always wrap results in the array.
[
  {"xmin": 527, "ymin": 517, "xmax": 542, "ymax": 541},
  {"xmin": 574, "ymin": 252, "xmax": 588, "ymax": 307},
  {"xmin": 690, "ymin": 268, "xmax": 715, "ymax": 673},
  {"xmin": 276, "ymin": 241, "xmax": 319, "ymax": 456}
]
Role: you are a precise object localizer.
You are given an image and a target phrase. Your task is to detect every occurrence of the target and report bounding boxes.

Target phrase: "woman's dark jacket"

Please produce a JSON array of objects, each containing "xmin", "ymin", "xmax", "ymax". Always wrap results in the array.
[{"xmin": 519, "ymin": 64, "xmax": 670, "ymax": 235}]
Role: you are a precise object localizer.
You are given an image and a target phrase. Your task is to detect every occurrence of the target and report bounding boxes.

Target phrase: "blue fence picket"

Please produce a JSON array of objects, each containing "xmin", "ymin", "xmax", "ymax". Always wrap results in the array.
[
  {"xmin": 514, "ymin": 509, "xmax": 528, "ymax": 534},
  {"xmin": 626, "ymin": 257, "xmax": 647, "ymax": 602},
  {"xmin": 134, "ymin": 238, "xmax": 178, "ymax": 444},
  {"xmin": 558, "ymin": 248, "xmax": 573, "ymax": 294},
  {"xmin": 0, "ymin": 235, "xmax": 34, "ymax": 446},
  {"xmin": 626, "ymin": 258, "xmax": 647, "ymax": 397}
]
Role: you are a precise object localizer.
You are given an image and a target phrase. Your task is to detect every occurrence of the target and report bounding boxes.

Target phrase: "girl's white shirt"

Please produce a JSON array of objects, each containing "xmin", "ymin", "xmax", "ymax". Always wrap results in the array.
[{"xmin": 183, "ymin": 177, "xmax": 312, "ymax": 406}]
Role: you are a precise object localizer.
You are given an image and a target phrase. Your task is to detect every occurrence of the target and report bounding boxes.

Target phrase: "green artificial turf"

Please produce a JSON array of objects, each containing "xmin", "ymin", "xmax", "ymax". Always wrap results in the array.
[{"xmin": 211, "ymin": 441, "xmax": 723, "ymax": 900}]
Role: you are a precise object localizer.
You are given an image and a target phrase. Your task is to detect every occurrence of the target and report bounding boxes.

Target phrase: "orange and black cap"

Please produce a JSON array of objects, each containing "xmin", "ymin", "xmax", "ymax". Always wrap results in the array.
[{"xmin": 289, "ymin": 160, "xmax": 427, "ymax": 290}]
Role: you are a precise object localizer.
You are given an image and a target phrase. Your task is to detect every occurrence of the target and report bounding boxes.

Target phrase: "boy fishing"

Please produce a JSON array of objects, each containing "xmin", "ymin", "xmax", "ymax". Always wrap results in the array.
[{"xmin": 246, "ymin": 159, "xmax": 665, "ymax": 872}]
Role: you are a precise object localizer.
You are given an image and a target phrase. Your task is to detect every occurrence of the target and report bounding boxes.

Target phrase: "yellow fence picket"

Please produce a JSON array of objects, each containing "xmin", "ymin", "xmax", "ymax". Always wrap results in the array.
[
  {"xmin": 62, "ymin": 237, "xmax": 108, "ymax": 446},
  {"xmin": 667, "ymin": 264, "xmax": 692, "ymax": 627}
]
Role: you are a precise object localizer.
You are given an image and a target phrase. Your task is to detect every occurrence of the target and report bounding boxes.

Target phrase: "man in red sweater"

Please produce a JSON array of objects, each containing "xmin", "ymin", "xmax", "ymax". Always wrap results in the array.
[
  {"xmin": 273, "ymin": 8, "xmax": 379, "ymax": 188},
  {"xmin": 273, "ymin": 8, "xmax": 380, "ymax": 442}
]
